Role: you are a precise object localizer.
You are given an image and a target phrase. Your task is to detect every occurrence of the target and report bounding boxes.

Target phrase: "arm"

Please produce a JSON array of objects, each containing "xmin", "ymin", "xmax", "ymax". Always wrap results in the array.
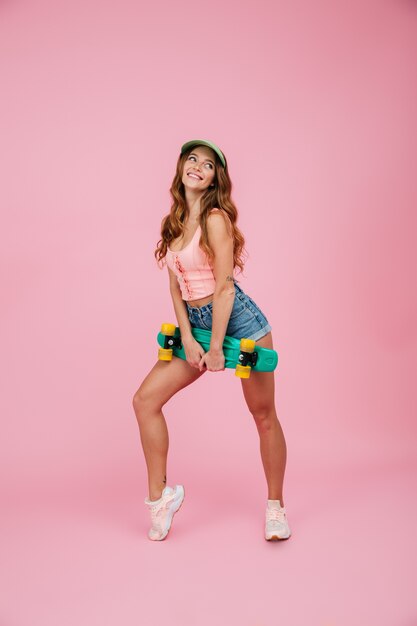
[
  {"xmin": 168, "ymin": 267, "xmax": 205, "ymax": 369},
  {"xmin": 199, "ymin": 211, "xmax": 235, "ymax": 371}
]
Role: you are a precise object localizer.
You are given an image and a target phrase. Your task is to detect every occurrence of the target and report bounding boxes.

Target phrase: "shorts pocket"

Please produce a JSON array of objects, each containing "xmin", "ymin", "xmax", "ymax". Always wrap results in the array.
[
  {"xmin": 245, "ymin": 295, "xmax": 269, "ymax": 324},
  {"xmin": 228, "ymin": 296, "xmax": 247, "ymax": 321}
]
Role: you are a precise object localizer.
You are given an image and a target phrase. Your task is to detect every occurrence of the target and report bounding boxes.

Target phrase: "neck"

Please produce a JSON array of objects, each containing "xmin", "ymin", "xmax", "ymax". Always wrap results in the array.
[{"xmin": 184, "ymin": 188, "xmax": 204, "ymax": 215}]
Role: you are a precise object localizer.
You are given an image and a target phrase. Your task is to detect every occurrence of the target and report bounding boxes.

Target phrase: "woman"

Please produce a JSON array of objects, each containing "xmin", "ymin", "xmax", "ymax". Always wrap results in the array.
[{"xmin": 132, "ymin": 139, "xmax": 291, "ymax": 542}]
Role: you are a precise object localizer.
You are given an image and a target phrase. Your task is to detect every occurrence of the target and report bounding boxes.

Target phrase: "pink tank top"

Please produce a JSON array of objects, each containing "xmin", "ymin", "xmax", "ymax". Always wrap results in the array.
[{"xmin": 165, "ymin": 208, "xmax": 235, "ymax": 301}]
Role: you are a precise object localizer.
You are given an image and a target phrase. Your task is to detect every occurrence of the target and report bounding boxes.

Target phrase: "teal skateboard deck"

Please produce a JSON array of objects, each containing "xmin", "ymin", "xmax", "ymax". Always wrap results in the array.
[{"xmin": 157, "ymin": 324, "xmax": 278, "ymax": 376}]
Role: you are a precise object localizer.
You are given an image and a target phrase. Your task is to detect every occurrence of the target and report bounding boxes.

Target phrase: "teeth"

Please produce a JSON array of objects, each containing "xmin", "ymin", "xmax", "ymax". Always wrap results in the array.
[{"xmin": 188, "ymin": 173, "xmax": 201, "ymax": 180}]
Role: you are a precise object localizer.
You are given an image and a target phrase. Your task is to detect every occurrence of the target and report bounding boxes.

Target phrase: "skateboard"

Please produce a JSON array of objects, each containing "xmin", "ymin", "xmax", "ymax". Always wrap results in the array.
[{"xmin": 157, "ymin": 323, "xmax": 278, "ymax": 378}]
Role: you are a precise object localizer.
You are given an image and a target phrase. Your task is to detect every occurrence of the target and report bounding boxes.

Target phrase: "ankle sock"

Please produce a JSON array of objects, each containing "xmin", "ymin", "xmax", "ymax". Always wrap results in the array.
[{"xmin": 268, "ymin": 499, "xmax": 284, "ymax": 508}]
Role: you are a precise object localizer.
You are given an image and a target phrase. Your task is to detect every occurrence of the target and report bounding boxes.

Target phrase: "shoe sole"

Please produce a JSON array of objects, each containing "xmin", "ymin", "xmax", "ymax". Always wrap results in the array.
[
  {"xmin": 266, "ymin": 534, "xmax": 291, "ymax": 541},
  {"xmin": 154, "ymin": 486, "xmax": 185, "ymax": 541}
]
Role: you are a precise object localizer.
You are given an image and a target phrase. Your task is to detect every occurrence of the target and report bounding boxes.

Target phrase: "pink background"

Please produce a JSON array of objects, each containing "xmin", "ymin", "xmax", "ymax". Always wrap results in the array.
[{"xmin": 1, "ymin": 0, "xmax": 416, "ymax": 624}]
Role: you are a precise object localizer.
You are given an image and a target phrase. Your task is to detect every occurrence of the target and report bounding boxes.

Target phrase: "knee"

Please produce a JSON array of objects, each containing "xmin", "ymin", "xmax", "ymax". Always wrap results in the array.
[
  {"xmin": 250, "ymin": 407, "xmax": 276, "ymax": 433},
  {"xmin": 132, "ymin": 386, "xmax": 158, "ymax": 419},
  {"xmin": 132, "ymin": 388, "xmax": 143, "ymax": 417}
]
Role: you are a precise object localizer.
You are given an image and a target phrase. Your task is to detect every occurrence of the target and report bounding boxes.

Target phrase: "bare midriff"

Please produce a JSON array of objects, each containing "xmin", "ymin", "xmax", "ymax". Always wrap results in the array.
[{"xmin": 185, "ymin": 293, "xmax": 214, "ymax": 308}]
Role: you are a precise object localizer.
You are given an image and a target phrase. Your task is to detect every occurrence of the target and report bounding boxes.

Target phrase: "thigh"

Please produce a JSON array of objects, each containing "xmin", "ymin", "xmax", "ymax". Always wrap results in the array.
[
  {"xmin": 240, "ymin": 332, "xmax": 275, "ymax": 413},
  {"xmin": 135, "ymin": 355, "xmax": 206, "ymax": 409}
]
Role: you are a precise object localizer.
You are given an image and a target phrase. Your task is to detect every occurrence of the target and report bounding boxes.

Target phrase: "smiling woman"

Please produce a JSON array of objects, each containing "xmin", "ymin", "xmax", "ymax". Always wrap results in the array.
[{"xmin": 132, "ymin": 138, "xmax": 291, "ymax": 543}]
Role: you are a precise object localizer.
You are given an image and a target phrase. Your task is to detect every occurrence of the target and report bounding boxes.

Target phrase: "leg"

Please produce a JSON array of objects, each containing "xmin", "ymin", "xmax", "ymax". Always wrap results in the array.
[
  {"xmin": 240, "ymin": 332, "xmax": 287, "ymax": 504},
  {"xmin": 133, "ymin": 356, "xmax": 205, "ymax": 501}
]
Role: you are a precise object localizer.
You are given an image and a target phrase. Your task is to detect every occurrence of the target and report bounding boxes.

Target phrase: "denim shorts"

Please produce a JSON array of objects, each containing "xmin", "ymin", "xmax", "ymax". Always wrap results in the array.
[{"xmin": 185, "ymin": 281, "xmax": 272, "ymax": 341}]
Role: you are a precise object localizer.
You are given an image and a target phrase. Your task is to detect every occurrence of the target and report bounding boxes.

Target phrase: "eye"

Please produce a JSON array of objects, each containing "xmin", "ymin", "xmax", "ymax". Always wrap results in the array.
[
  {"xmin": 204, "ymin": 163, "xmax": 213, "ymax": 169},
  {"xmin": 188, "ymin": 155, "xmax": 196, "ymax": 161}
]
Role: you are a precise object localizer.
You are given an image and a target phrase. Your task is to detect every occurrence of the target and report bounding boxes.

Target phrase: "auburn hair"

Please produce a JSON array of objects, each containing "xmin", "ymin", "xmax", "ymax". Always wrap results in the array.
[{"xmin": 154, "ymin": 146, "xmax": 247, "ymax": 274}]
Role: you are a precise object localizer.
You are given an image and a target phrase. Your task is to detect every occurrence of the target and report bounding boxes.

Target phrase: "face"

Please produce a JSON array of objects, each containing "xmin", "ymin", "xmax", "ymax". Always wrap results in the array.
[{"xmin": 181, "ymin": 145, "xmax": 216, "ymax": 191}]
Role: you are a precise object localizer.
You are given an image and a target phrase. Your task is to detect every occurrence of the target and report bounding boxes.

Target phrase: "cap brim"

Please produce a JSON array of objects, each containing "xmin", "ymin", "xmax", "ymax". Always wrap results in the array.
[{"xmin": 180, "ymin": 139, "xmax": 226, "ymax": 168}]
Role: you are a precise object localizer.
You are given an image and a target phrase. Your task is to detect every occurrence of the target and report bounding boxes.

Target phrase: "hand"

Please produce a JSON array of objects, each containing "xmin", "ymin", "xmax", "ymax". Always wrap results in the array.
[
  {"xmin": 182, "ymin": 336, "xmax": 206, "ymax": 370},
  {"xmin": 198, "ymin": 348, "xmax": 225, "ymax": 372}
]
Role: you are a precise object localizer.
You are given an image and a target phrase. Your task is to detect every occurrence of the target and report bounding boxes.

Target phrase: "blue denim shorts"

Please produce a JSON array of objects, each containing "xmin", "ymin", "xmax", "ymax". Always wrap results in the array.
[{"xmin": 185, "ymin": 281, "xmax": 272, "ymax": 341}]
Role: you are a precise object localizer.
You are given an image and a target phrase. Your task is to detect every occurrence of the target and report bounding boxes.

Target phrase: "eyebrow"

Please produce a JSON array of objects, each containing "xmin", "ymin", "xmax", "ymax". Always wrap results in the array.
[{"xmin": 189, "ymin": 152, "xmax": 215, "ymax": 165}]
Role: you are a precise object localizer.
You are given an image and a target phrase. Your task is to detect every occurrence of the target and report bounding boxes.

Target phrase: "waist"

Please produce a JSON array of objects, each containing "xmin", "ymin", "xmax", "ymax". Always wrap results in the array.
[
  {"xmin": 184, "ymin": 280, "xmax": 241, "ymax": 308},
  {"xmin": 185, "ymin": 293, "xmax": 214, "ymax": 308}
]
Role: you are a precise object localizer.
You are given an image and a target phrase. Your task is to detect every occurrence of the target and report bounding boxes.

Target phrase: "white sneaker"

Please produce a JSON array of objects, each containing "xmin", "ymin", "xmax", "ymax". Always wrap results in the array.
[
  {"xmin": 265, "ymin": 500, "xmax": 291, "ymax": 541},
  {"xmin": 144, "ymin": 485, "xmax": 185, "ymax": 541}
]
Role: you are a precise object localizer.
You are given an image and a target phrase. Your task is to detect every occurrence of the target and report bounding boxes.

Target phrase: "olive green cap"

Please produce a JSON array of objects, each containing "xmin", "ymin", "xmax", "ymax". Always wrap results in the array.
[{"xmin": 180, "ymin": 139, "xmax": 226, "ymax": 168}]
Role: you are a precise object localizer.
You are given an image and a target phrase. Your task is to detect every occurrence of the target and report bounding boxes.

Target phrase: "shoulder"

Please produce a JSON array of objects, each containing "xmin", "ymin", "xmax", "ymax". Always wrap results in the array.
[
  {"xmin": 206, "ymin": 208, "xmax": 233, "ymax": 241},
  {"xmin": 207, "ymin": 207, "xmax": 232, "ymax": 228},
  {"xmin": 208, "ymin": 207, "xmax": 223, "ymax": 217}
]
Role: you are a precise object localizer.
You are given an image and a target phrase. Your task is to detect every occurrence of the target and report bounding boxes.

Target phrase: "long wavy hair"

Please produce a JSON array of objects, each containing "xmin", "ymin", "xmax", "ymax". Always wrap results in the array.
[{"xmin": 154, "ymin": 145, "xmax": 247, "ymax": 274}]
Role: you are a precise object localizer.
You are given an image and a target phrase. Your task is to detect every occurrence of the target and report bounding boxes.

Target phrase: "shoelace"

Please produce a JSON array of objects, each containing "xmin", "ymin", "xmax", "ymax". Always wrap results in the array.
[
  {"xmin": 267, "ymin": 507, "xmax": 286, "ymax": 525},
  {"xmin": 149, "ymin": 498, "xmax": 173, "ymax": 529},
  {"xmin": 149, "ymin": 503, "xmax": 164, "ymax": 530}
]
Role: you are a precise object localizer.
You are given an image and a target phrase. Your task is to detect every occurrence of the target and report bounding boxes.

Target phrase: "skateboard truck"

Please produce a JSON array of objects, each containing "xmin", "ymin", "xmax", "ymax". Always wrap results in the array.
[
  {"xmin": 163, "ymin": 335, "xmax": 182, "ymax": 350},
  {"xmin": 158, "ymin": 323, "xmax": 181, "ymax": 361},
  {"xmin": 235, "ymin": 338, "xmax": 257, "ymax": 378},
  {"xmin": 238, "ymin": 349, "xmax": 258, "ymax": 367}
]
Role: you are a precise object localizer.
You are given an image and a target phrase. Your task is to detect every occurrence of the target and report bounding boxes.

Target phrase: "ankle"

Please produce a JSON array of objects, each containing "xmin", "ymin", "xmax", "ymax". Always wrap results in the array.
[
  {"xmin": 149, "ymin": 478, "xmax": 167, "ymax": 501},
  {"xmin": 149, "ymin": 475, "xmax": 167, "ymax": 502}
]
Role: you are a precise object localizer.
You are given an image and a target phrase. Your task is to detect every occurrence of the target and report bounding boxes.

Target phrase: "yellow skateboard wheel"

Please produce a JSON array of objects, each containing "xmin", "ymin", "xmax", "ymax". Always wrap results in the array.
[
  {"xmin": 158, "ymin": 348, "xmax": 173, "ymax": 361},
  {"xmin": 240, "ymin": 338, "xmax": 256, "ymax": 352},
  {"xmin": 235, "ymin": 364, "xmax": 251, "ymax": 379},
  {"xmin": 161, "ymin": 323, "xmax": 176, "ymax": 336}
]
